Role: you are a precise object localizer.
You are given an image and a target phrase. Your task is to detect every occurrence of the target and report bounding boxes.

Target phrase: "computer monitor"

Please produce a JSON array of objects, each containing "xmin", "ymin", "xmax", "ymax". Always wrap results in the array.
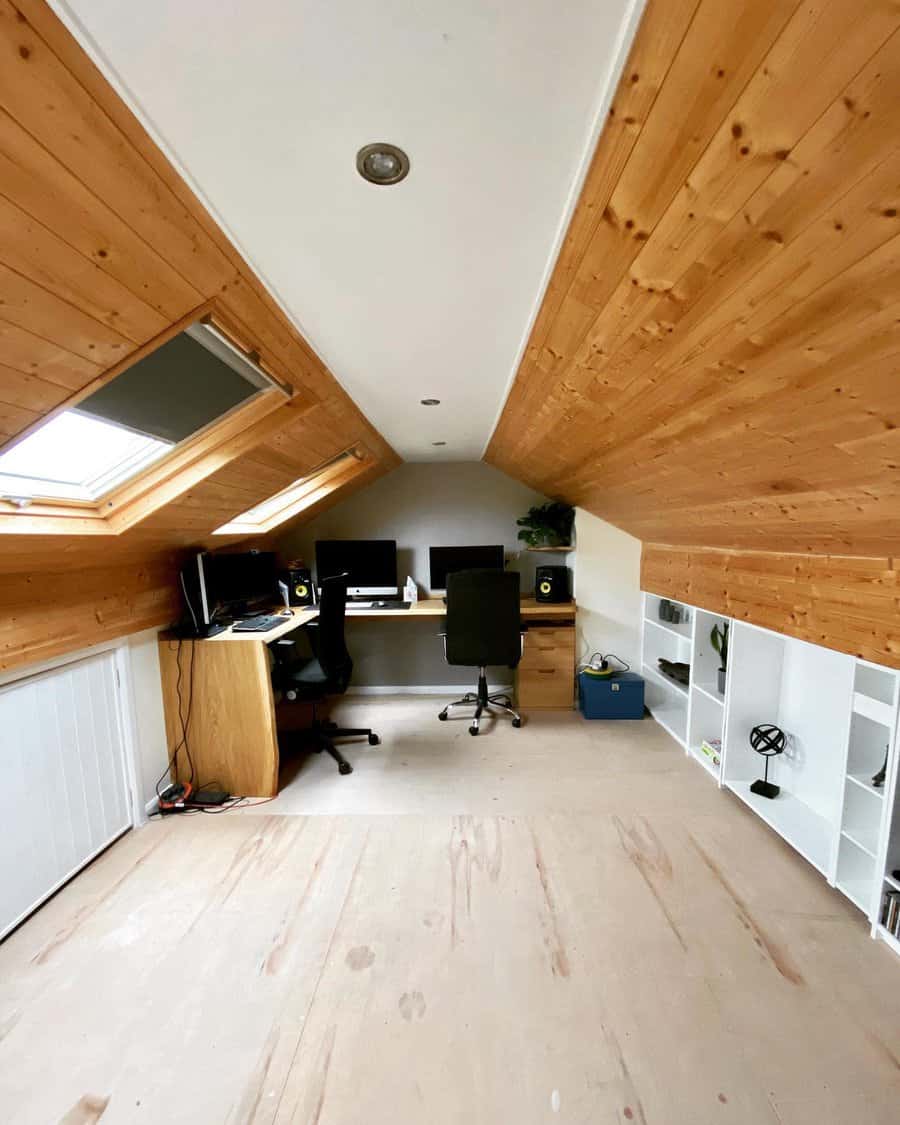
[
  {"xmin": 428, "ymin": 545, "xmax": 505, "ymax": 591},
  {"xmin": 315, "ymin": 539, "xmax": 398, "ymax": 597},
  {"xmin": 183, "ymin": 550, "xmax": 278, "ymax": 627}
]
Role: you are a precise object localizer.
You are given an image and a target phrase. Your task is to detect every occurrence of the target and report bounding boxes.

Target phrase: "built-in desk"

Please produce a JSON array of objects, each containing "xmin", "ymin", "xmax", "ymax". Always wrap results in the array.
[{"xmin": 159, "ymin": 597, "xmax": 577, "ymax": 797}]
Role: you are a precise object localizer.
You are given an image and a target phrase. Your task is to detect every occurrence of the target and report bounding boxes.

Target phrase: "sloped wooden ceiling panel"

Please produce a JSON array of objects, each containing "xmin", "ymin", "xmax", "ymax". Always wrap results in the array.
[
  {"xmin": 0, "ymin": 0, "xmax": 400, "ymax": 670},
  {"xmin": 486, "ymin": 0, "xmax": 900, "ymax": 556}
]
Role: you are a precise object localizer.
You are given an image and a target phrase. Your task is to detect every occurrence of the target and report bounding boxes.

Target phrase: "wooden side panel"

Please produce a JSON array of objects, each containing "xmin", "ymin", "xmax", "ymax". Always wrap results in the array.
[
  {"xmin": 158, "ymin": 637, "xmax": 279, "ymax": 798},
  {"xmin": 641, "ymin": 543, "xmax": 900, "ymax": 668},
  {"xmin": 0, "ymin": 555, "xmax": 181, "ymax": 671},
  {"xmin": 487, "ymin": 0, "xmax": 900, "ymax": 557}
]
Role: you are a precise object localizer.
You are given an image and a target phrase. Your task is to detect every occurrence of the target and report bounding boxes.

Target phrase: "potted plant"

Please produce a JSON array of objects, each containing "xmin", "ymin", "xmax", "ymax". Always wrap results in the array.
[
  {"xmin": 711, "ymin": 621, "xmax": 729, "ymax": 695},
  {"xmin": 516, "ymin": 501, "xmax": 574, "ymax": 549}
]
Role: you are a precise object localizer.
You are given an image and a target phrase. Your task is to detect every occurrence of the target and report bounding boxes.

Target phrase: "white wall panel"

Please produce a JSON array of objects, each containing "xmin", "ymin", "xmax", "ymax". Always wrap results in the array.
[{"xmin": 0, "ymin": 652, "xmax": 131, "ymax": 940}]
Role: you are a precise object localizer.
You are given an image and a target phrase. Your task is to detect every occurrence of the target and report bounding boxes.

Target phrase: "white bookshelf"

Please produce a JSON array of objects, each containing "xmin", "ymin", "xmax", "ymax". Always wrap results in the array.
[{"xmin": 640, "ymin": 591, "xmax": 900, "ymax": 961}]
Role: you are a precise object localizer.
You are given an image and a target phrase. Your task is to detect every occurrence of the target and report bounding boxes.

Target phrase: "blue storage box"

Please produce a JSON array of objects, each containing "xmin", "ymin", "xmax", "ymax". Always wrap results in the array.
[{"xmin": 579, "ymin": 670, "xmax": 645, "ymax": 719}]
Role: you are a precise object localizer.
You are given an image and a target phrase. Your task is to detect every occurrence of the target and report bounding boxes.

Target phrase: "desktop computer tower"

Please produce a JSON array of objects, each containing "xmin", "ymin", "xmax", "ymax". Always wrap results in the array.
[
  {"xmin": 535, "ymin": 565, "xmax": 570, "ymax": 603},
  {"xmin": 282, "ymin": 566, "xmax": 316, "ymax": 606}
]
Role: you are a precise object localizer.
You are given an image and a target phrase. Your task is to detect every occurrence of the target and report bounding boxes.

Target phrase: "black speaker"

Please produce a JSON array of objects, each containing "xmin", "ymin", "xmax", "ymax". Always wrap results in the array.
[
  {"xmin": 535, "ymin": 565, "xmax": 570, "ymax": 603},
  {"xmin": 282, "ymin": 566, "xmax": 316, "ymax": 606}
]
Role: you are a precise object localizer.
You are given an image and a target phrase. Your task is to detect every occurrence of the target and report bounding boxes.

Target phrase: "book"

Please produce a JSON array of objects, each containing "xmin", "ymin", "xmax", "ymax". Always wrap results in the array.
[
  {"xmin": 883, "ymin": 891, "xmax": 900, "ymax": 935},
  {"xmin": 700, "ymin": 738, "xmax": 722, "ymax": 766}
]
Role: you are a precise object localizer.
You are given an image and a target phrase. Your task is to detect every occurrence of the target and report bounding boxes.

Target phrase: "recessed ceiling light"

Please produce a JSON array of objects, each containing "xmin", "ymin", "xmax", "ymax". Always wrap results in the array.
[
  {"xmin": 420, "ymin": 398, "xmax": 440, "ymax": 406},
  {"xmin": 357, "ymin": 142, "xmax": 410, "ymax": 186},
  {"xmin": 432, "ymin": 441, "xmax": 447, "ymax": 446}
]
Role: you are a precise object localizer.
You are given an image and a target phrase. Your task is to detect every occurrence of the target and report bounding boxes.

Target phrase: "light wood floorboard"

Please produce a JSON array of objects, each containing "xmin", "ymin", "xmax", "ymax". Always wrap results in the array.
[{"xmin": 0, "ymin": 698, "xmax": 898, "ymax": 1123}]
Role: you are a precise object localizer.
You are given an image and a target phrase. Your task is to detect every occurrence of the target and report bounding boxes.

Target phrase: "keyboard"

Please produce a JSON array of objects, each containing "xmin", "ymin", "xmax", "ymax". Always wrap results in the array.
[
  {"xmin": 232, "ymin": 614, "xmax": 290, "ymax": 633},
  {"xmin": 346, "ymin": 601, "xmax": 412, "ymax": 612}
]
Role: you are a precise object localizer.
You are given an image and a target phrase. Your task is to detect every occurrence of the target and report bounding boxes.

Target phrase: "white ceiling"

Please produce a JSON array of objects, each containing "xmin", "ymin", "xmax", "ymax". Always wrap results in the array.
[{"xmin": 54, "ymin": 0, "xmax": 641, "ymax": 460}]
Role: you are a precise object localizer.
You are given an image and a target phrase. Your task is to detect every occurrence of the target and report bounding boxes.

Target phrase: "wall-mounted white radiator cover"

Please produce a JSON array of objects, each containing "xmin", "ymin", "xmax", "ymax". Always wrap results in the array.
[{"xmin": 0, "ymin": 651, "xmax": 132, "ymax": 941}]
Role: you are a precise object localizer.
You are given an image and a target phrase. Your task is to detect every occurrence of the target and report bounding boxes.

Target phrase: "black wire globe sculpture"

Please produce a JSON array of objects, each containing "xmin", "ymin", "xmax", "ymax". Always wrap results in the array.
[{"xmin": 749, "ymin": 723, "xmax": 785, "ymax": 799}]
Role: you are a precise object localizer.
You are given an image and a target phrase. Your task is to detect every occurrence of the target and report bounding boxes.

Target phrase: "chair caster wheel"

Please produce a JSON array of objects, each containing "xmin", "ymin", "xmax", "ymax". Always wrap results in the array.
[
  {"xmin": 438, "ymin": 711, "xmax": 448, "ymax": 721},
  {"xmin": 512, "ymin": 718, "xmax": 522, "ymax": 728},
  {"xmin": 469, "ymin": 725, "xmax": 479, "ymax": 736},
  {"xmin": 368, "ymin": 733, "xmax": 380, "ymax": 746},
  {"xmin": 339, "ymin": 761, "xmax": 353, "ymax": 775}
]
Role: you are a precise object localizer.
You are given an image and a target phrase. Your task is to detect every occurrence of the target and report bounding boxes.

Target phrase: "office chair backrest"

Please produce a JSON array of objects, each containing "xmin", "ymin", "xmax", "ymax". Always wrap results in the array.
[
  {"xmin": 445, "ymin": 569, "xmax": 521, "ymax": 667},
  {"xmin": 316, "ymin": 574, "xmax": 353, "ymax": 692}
]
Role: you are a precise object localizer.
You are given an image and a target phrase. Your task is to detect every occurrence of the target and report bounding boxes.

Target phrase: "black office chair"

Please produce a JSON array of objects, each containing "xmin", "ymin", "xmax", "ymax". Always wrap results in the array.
[
  {"xmin": 271, "ymin": 574, "xmax": 379, "ymax": 775},
  {"xmin": 437, "ymin": 568, "xmax": 524, "ymax": 735}
]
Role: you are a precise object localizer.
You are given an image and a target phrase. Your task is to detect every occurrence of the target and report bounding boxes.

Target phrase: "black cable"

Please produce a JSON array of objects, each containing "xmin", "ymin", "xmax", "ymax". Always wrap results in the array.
[{"xmin": 155, "ymin": 638, "xmax": 196, "ymax": 799}]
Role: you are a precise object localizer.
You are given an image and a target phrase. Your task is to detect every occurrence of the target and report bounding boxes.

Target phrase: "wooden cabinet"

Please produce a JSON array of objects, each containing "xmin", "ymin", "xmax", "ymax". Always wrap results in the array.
[
  {"xmin": 517, "ymin": 624, "xmax": 576, "ymax": 710},
  {"xmin": 158, "ymin": 635, "xmax": 280, "ymax": 798}
]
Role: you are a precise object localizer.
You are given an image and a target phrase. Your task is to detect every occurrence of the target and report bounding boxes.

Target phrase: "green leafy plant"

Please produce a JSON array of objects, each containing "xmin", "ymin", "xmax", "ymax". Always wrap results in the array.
[
  {"xmin": 516, "ymin": 501, "xmax": 574, "ymax": 548},
  {"xmin": 710, "ymin": 621, "xmax": 729, "ymax": 671}
]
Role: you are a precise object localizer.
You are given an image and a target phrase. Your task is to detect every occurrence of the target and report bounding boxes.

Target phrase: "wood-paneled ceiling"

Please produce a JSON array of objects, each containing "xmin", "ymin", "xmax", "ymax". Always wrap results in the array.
[
  {"xmin": 0, "ymin": 0, "xmax": 399, "ymax": 575},
  {"xmin": 487, "ymin": 0, "xmax": 900, "ymax": 556}
]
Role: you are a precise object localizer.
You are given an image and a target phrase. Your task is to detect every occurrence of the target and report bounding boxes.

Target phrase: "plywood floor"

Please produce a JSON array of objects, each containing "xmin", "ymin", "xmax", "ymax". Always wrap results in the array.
[{"xmin": 1, "ymin": 698, "xmax": 898, "ymax": 1124}]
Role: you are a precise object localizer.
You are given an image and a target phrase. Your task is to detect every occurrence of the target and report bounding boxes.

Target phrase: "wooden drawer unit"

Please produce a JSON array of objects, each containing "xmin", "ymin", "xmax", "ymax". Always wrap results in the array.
[{"xmin": 517, "ymin": 624, "xmax": 576, "ymax": 710}]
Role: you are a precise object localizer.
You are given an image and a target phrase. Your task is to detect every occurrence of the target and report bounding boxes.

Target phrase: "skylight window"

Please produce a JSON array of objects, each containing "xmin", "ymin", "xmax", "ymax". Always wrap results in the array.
[
  {"xmin": 214, "ymin": 450, "xmax": 365, "ymax": 535},
  {"xmin": 0, "ymin": 412, "xmax": 172, "ymax": 502},
  {"xmin": 0, "ymin": 319, "xmax": 287, "ymax": 508}
]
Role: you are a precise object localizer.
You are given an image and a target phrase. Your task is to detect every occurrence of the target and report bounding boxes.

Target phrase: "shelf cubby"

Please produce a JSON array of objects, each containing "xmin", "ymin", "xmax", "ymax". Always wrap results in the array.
[
  {"xmin": 722, "ymin": 622, "xmax": 853, "ymax": 880},
  {"xmin": 726, "ymin": 780, "xmax": 833, "ymax": 876},
  {"xmin": 688, "ymin": 676, "xmax": 724, "ymax": 783},
  {"xmin": 642, "ymin": 594, "xmax": 692, "ymax": 640}
]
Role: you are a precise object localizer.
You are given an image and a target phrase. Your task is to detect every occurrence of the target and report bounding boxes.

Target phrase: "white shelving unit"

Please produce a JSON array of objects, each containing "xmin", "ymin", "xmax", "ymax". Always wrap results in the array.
[{"xmin": 641, "ymin": 590, "xmax": 900, "ymax": 961}]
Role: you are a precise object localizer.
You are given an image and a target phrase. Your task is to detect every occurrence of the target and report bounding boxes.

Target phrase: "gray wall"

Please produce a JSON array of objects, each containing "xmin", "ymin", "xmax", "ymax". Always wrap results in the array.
[{"xmin": 276, "ymin": 462, "xmax": 549, "ymax": 688}]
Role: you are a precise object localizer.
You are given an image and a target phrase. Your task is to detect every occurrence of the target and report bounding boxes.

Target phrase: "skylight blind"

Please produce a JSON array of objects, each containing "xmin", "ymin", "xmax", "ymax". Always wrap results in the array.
[{"xmin": 77, "ymin": 331, "xmax": 262, "ymax": 444}]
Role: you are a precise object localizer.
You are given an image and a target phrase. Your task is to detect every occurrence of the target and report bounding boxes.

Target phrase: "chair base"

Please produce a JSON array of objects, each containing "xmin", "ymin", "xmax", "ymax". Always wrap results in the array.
[
  {"xmin": 438, "ymin": 667, "xmax": 522, "ymax": 736},
  {"xmin": 294, "ymin": 713, "xmax": 380, "ymax": 775}
]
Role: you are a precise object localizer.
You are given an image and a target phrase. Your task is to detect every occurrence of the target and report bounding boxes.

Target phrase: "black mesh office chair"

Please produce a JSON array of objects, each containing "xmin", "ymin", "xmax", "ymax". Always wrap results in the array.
[
  {"xmin": 271, "ymin": 574, "xmax": 379, "ymax": 774},
  {"xmin": 437, "ymin": 568, "xmax": 524, "ymax": 735}
]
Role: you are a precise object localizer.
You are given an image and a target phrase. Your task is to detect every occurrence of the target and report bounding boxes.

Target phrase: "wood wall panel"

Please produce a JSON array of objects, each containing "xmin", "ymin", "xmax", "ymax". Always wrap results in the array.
[
  {"xmin": 0, "ymin": 0, "xmax": 400, "ymax": 673},
  {"xmin": 0, "ymin": 555, "xmax": 181, "ymax": 671},
  {"xmin": 641, "ymin": 543, "xmax": 900, "ymax": 669},
  {"xmin": 487, "ymin": 0, "xmax": 900, "ymax": 556}
]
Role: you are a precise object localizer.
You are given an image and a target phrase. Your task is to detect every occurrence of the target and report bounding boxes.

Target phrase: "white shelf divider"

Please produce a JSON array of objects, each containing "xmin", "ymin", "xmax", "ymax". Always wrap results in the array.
[
  {"xmin": 644, "ymin": 617, "xmax": 692, "ymax": 642},
  {"xmin": 694, "ymin": 682, "xmax": 724, "ymax": 707},
  {"xmin": 841, "ymin": 826, "xmax": 878, "ymax": 859},
  {"xmin": 845, "ymin": 772, "xmax": 884, "ymax": 800},
  {"xmin": 852, "ymin": 691, "xmax": 895, "ymax": 728},
  {"xmin": 642, "ymin": 661, "xmax": 689, "ymax": 699}
]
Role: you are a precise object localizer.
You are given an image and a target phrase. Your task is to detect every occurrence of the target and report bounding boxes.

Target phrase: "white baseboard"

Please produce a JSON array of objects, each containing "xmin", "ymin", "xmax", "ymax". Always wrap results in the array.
[{"xmin": 344, "ymin": 684, "xmax": 513, "ymax": 697}]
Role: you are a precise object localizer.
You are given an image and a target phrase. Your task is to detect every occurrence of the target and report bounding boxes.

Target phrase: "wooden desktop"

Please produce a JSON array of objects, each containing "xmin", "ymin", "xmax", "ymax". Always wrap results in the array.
[{"xmin": 159, "ymin": 597, "xmax": 576, "ymax": 797}]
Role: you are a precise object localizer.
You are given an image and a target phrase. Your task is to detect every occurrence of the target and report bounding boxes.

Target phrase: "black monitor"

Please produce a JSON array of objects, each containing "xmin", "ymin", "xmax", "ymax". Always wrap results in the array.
[
  {"xmin": 197, "ymin": 550, "xmax": 277, "ymax": 623},
  {"xmin": 315, "ymin": 539, "xmax": 398, "ymax": 597},
  {"xmin": 429, "ymin": 545, "xmax": 505, "ymax": 591}
]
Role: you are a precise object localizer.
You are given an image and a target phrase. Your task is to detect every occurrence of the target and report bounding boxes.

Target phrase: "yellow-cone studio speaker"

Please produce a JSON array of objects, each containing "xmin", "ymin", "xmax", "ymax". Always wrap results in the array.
[
  {"xmin": 535, "ymin": 565, "xmax": 570, "ymax": 603},
  {"xmin": 283, "ymin": 566, "xmax": 315, "ymax": 607}
]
